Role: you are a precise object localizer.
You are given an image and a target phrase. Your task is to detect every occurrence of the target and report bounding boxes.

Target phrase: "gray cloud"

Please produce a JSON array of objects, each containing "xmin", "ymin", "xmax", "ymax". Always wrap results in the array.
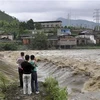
[{"xmin": 0, "ymin": 0, "xmax": 100, "ymax": 21}]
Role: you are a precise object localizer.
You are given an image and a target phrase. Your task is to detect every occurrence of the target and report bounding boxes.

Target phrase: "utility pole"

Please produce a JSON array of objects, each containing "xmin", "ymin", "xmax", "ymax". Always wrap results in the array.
[{"xmin": 93, "ymin": 9, "xmax": 100, "ymax": 31}]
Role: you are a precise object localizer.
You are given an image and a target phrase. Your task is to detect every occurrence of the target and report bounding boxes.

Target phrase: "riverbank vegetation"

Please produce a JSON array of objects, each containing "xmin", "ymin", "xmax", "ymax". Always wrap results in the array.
[
  {"xmin": 1, "ymin": 42, "xmax": 100, "ymax": 51},
  {"xmin": 0, "ymin": 75, "xmax": 68, "ymax": 100}
]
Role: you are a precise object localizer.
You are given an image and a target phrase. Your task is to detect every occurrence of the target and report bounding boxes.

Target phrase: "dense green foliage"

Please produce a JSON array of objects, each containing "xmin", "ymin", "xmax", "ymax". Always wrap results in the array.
[
  {"xmin": 0, "ymin": 72, "xmax": 10, "ymax": 99},
  {"xmin": 30, "ymin": 32, "xmax": 48, "ymax": 49},
  {"xmin": 0, "ymin": 72, "xmax": 10, "ymax": 91},
  {"xmin": 0, "ymin": 11, "xmax": 40, "ymax": 39},
  {"xmin": 35, "ymin": 22, "xmax": 42, "ymax": 29},
  {"xmin": 0, "ymin": 43, "xmax": 18, "ymax": 50},
  {"xmin": 43, "ymin": 77, "xmax": 68, "ymax": 100},
  {"xmin": 0, "ymin": 11, "xmax": 20, "ymax": 39},
  {"xmin": 0, "ymin": 20, "xmax": 19, "ymax": 38},
  {"xmin": 73, "ymin": 45, "xmax": 100, "ymax": 49},
  {"xmin": 0, "ymin": 20, "xmax": 34, "ymax": 39},
  {"xmin": 26, "ymin": 19, "xmax": 34, "ymax": 30}
]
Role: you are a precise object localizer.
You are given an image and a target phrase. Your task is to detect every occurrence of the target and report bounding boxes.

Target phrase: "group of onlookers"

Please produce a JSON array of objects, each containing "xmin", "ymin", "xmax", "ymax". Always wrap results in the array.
[{"xmin": 16, "ymin": 52, "xmax": 39, "ymax": 95}]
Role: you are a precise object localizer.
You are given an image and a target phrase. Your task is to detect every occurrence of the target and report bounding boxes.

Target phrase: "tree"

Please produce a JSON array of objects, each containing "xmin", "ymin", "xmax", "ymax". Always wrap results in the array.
[
  {"xmin": 19, "ymin": 21, "xmax": 27, "ymax": 30},
  {"xmin": 31, "ymin": 32, "xmax": 48, "ymax": 49},
  {"xmin": 35, "ymin": 22, "xmax": 42, "ymax": 29},
  {"xmin": 26, "ymin": 19, "xmax": 34, "ymax": 30}
]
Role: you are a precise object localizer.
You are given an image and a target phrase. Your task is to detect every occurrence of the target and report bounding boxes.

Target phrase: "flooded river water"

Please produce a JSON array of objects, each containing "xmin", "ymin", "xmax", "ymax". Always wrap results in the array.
[{"xmin": 37, "ymin": 61, "xmax": 100, "ymax": 100}]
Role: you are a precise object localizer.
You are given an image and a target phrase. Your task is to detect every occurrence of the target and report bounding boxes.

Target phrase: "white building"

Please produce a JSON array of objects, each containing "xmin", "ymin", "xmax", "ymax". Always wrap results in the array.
[
  {"xmin": 36, "ymin": 20, "xmax": 62, "ymax": 28},
  {"xmin": 0, "ymin": 33, "xmax": 14, "ymax": 40}
]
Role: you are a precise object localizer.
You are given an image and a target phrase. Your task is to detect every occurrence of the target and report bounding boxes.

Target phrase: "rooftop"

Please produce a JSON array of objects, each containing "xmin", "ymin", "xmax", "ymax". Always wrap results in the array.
[{"xmin": 35, "ymin": 20, "xmax": 62, "ymax": 23}]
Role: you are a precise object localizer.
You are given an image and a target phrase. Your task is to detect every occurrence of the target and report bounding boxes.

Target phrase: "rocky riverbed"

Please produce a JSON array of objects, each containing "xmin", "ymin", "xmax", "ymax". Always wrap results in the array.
[{"xmin": 0, "ymin": 49, "xmax": 100, "ymax": 100}]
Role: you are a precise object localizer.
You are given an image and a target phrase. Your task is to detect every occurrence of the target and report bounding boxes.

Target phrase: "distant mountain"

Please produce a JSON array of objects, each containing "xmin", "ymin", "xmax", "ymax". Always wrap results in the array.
[
  {"xmin": 57, "ymin": 17, "xmax": 97, "ymax": 29},
  {"xmin": 0, "ymin": 10, "xmax": 18, "ymax": 22}
]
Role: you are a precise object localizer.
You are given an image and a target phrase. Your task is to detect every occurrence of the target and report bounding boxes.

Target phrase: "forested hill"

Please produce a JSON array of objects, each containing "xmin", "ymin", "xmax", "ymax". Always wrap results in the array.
[{"xmin": 0, "ymin": 10, "xmax": 18, "ymax": 21}]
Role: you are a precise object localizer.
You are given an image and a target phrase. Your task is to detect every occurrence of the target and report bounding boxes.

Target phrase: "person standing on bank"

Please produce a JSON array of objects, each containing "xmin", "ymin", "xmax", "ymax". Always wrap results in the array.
[
  {"xmin": 21, "ymin": 55, "xmax": 33, "ymax": 95},
  {"xmin": 16, "ymin": 52, "xmax": 25, "ymax": 88},
  {"xmin": 30, "ymin": 55, "xmax": 39, "ymax": 94}
]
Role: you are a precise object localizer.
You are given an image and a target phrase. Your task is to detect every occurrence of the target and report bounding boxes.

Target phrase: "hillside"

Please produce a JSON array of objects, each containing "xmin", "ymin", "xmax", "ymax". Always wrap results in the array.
[
  {"xmin": 57, "ymin": 17, "xmax": 96, "ymax": 29},
  {"xmin": 0, "ymin": 10, "xmax": 18, "ymax": 22}
]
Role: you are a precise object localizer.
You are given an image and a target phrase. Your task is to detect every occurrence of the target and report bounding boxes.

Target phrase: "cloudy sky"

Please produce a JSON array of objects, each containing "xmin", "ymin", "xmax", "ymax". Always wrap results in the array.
[{"xmin": 0, "ymin": 0, "xmax": 100, "ymax": 22}]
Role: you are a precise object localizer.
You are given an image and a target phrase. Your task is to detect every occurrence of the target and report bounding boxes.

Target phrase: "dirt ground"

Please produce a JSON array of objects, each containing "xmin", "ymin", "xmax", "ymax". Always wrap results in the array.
[{"xmin": 4, "ymin": 82, "xmax": 45, "ymax": 100}]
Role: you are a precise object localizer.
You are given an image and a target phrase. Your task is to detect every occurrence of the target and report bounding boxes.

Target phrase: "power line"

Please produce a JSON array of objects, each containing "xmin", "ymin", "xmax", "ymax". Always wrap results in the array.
[
  {"xmin": 93, "ymin": 9, "xmax": 100, "ymax": 30},
  {"xmin": 93, "ymin": 9, "xmax": 100, "ymax": 23}
]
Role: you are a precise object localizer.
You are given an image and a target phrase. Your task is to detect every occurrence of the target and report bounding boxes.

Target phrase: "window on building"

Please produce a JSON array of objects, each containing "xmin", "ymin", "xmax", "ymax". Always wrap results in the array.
[
  {"xmin": 82, "ymin": 40, "xmax": 85, "ymax": 43},
  {"xmin": 51, "ymin": 24, "xmax": 53, "ymax": 27},
  {"xmin": 56, "ymin": 24, "xmax": 58, "ymax": 27},
  {"xmin": 43, "ymin": 25, "xmax": 45, "ymax": 27},
  {"xmin": 47, "ymin": 25, "xmax": 49, "ymax": 27}
]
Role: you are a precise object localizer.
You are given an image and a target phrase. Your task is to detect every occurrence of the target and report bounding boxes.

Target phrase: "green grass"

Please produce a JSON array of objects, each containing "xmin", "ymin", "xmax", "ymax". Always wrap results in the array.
[
  {"xmin": 73, "ymin": 45, "xmax": 100, "ymax": 49},
  {"xmin": 0, "ymin": 72, "xmax": 11, "ymax": 100}
]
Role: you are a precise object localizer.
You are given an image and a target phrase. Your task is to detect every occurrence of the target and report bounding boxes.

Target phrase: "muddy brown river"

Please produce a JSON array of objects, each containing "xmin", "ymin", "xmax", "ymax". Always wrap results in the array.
[{"xmin": 37, "ymin": 61, "xmax": 100, "ymax": 100}]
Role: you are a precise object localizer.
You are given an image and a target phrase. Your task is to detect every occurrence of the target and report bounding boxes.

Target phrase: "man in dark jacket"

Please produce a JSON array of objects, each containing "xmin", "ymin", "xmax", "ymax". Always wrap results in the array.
[{"xmin": 21, "ymin": 55, "xmax": 33, "ymax": 95}]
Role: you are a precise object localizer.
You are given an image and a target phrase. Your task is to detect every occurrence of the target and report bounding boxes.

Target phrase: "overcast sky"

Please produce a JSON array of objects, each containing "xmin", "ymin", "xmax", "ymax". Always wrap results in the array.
[{"xmin": 0, "ymin": 0, "xmax": 100, "ymax": 22}]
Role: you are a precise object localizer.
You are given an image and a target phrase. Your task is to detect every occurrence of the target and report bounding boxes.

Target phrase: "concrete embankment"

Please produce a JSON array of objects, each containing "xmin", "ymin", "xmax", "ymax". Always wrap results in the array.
[{"xmin": 37, "ymin": 61, "xmax": 100, "ymax": 100}]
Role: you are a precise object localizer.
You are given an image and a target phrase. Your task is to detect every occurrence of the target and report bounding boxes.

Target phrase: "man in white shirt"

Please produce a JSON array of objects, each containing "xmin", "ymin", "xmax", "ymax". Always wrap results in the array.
[{"xmin": 16, "ymin": 52, "xmax": 25, "ymax": 88}]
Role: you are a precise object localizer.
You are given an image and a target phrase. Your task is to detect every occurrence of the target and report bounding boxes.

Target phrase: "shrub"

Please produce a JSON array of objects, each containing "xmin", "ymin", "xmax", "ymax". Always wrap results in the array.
[
  {"xmin": 0, "ymin": 72, "xmax": 10, "ymax": 99},
  {"xmin": 0, "ymin": 43, "xmax": 18, "ymax": 51},
  {"xmin": 30, "ymin": 32, "xmax": 48, "ymax": 50},
  {"xmin": 43, "ymin": 77, "xmax": 68, "ymax": 100},
  {"xmin": 0, "ymin": 72, "xmax": 9, "ymax": 92}
]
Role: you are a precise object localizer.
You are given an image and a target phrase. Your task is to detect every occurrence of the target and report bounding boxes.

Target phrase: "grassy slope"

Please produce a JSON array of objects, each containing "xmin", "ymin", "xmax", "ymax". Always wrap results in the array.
[
  {"xmin": 0, "ymin": 60, "xmax": 18, "ymax": 81},
  {"xmin": 0, "ymin": 10, "xmax": 17, "ymax": 22}
]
